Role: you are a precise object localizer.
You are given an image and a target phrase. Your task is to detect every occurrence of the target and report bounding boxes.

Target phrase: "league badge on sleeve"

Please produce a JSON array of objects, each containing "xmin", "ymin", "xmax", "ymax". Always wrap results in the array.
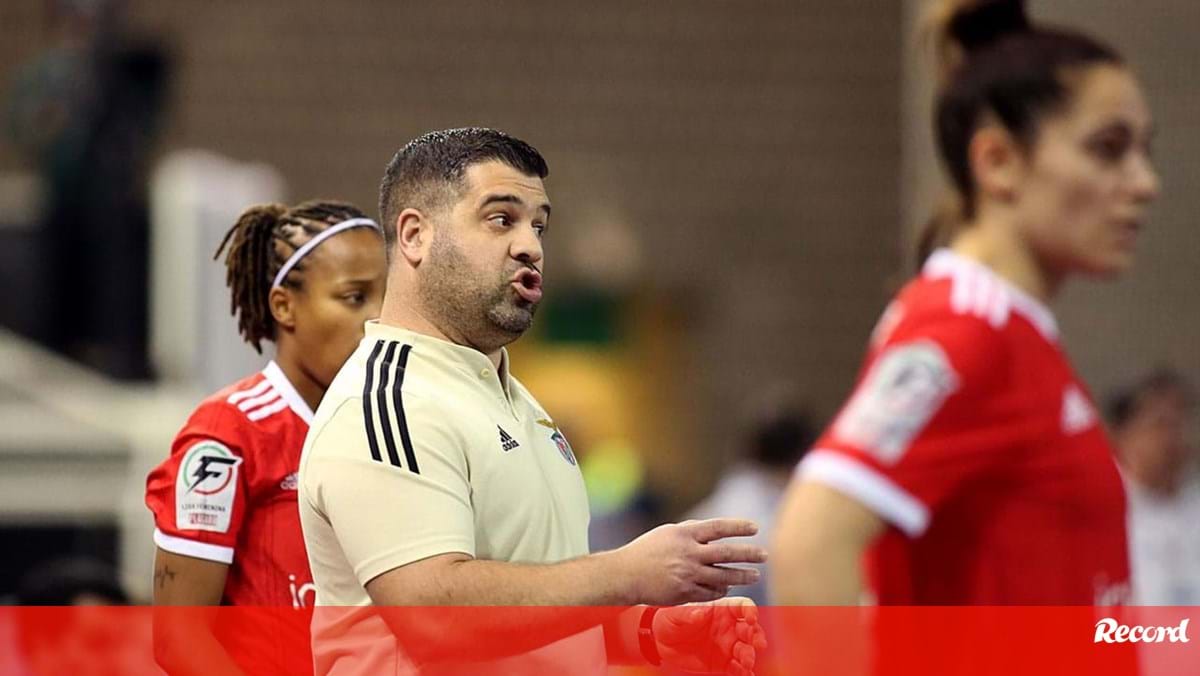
[
  {"xmin": 833, "ymin": 340, "xmax": 959, "ymax": 464},
  {"xmin": 176, "ymin": 440, "xmax": 243, "ymax": 533}
]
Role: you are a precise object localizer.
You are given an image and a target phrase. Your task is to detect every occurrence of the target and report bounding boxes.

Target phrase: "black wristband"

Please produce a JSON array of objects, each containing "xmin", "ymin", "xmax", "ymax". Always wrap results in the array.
[{"xmin": 638, "ymin": 606, "xmax": 662, "ymax": 666}]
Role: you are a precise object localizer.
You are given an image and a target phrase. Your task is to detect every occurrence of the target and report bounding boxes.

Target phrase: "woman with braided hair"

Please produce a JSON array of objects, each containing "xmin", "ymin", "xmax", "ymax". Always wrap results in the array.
[
  {"xmin": 145, "ymin": 200, "xmax": 386, "ymax": 673},
  {"xmin": 774, "ymin": 0, "xmax": 1159, "ymax": 605}
]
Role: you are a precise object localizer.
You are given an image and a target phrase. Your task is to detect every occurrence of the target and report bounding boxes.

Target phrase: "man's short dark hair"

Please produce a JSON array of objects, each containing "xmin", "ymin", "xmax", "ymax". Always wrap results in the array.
[
  {"xmin": 378, "ymin": 127, "xmax": 549, "ymax": 251},
  {"xmin": 1107, "ymin": 368, "xmax": 1195, "ymax": 431}
]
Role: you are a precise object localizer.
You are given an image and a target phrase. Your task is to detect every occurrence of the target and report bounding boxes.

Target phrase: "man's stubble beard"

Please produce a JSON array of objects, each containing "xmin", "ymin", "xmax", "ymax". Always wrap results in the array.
[{"xmin": 418, "ymin": 231, "xmax": 537, "ymax": 352}]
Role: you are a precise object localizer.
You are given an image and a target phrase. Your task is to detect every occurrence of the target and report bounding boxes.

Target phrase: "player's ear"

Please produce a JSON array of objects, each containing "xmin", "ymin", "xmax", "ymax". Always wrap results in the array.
[
  {"xmin": 970, "ymin": 123, "xmax": 1024, "ymax": 204},
  {"xmin": 269, "ymin": 286, "xmax": 297, "ymax": 332},
  {"xmin": 397, "ymin": 208, "xmax": 431, "ymax": 267}
]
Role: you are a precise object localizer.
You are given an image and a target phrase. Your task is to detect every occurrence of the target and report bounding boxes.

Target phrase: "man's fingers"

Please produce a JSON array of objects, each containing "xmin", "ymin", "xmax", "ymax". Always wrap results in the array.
[
  {"xmin": 736, "ymin": 642, "xmax": 755, "ymax": 664},
  {"xmin": 679, "ymin": 595, "xmax": 755, "ymax": 608},
  {"xmin": 722, "ymin": 597, "xmax": 760, "ymax": 626},
  {"xmin": 709, "ymin": 595, "xmax": 759, "ymax": 620},
  {"xmin": 686, "ymin": 518, "xmax": 759, "ymax": 543},
  {"xmin": 696, "ymin": 564, "xmax": 759, "ymax": 590},
  {"xmin": 684, "ymin": 584, "xmax": 728, "ymax": 604},
  {"xmin": 736, "ymin": 619, "xmax": 752, "ymax": 643},
  {"xmin": 754, "ymin": 626, "xmax": 768, "ymax": 650},
  {"xmin": 698, "ymin": 543, "xmax": 768, "ymax": 565},
  {"xmin": 734, "ymin": 617, "xmax": 767, "ymax": 650},
  {"xmin": 738, "ymin": 642, "xmax": 757, "ymax": 670},
  {"xmin": 725, "ymin": 642, "xmax": 756, "ymax": 676}
]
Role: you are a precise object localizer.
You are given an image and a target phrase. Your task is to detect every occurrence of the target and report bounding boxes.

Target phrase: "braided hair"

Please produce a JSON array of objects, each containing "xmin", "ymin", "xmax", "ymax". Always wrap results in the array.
[{"xmin": 214, "ymin": 199, "xmax": 369, "ymax": 353}]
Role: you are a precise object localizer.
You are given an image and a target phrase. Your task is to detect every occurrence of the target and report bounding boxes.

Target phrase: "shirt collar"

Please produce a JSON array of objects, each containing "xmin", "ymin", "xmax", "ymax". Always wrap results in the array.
[
  {"xmin": 262, "ymin": 360, "xmax": 315, "ymax": 424},
  {"xmin": 922, "ymin": 248, "xmax": 1059, "ymax": 341},
  {"xmin": 364, "ymin": 320, "xmax": 512, "ymax": 397}
]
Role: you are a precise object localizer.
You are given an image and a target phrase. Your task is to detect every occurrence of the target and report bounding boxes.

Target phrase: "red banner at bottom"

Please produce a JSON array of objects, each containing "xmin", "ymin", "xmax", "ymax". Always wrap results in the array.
[{"xmin": 0, "ymin": 606, "xmax": 1195, "ymax": 675}]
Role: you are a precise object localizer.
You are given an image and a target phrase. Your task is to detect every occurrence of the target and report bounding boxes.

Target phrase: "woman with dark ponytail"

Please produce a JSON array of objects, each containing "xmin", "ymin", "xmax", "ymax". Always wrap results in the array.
[
  {"xmin": 774, "ymin": 0, "xmax": 1158, "ymax": 605},
  {"xmin": 145, "ymin": 200, "xmax": 387, "ymax": 673}
]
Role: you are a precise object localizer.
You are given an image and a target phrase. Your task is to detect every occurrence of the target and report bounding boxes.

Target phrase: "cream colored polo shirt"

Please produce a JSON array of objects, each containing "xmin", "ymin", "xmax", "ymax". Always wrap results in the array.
[{"xmin": 299, "ymin": 321, "xmax": 602, "ymax": 674}]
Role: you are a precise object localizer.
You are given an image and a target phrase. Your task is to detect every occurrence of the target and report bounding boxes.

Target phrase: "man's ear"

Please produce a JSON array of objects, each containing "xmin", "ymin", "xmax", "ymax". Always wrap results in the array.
[
  {"xmin": 269, "ymin": 286, "xmax": 297, "ymax": 332},
  {"xmin": 397, "ymin": 208, "xmax": 433, "ymax": 266},
  {"xmin": 968, "ymin": 124, "xmax": 1026, "ymax": 204}
]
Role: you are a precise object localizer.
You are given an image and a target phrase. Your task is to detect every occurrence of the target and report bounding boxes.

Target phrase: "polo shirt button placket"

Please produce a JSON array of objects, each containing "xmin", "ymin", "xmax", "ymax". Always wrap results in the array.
[{"xmin": 478, "ymin": 368, "xmax": 510, "ymax": 411}]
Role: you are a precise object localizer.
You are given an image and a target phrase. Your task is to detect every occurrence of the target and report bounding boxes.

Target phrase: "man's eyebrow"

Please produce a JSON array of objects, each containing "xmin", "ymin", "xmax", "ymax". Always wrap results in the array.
[
  {"xmin": 479, "ymin": 193, "xmax": 523, "ymax": 210},
  {"xmin": 479, "ymin": 193, "xmax": 551, "ymax": 217}
]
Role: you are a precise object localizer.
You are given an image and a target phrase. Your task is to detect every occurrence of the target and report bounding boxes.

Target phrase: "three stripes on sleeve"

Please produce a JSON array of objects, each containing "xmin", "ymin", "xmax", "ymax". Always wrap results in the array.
[{"xmin": 362, "ymin": 341, "xmax": 421, "ymax": 474}]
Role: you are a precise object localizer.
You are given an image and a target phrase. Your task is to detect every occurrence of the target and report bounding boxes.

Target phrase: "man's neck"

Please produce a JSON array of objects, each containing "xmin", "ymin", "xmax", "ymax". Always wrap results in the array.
[{"xmin": 380, "ymin": 295, "xmax": 505, "ymax": 370}]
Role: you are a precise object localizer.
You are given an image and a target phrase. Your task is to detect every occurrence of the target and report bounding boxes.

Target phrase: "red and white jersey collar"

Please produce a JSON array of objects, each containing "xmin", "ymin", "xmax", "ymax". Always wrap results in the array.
[
  {"xmin": 262, "ymin": 360, "xmax": 315, "ymax": 424},
  {"xmin": 922, "ymin": 248, "xmax": 1059, "ymax": 342}
]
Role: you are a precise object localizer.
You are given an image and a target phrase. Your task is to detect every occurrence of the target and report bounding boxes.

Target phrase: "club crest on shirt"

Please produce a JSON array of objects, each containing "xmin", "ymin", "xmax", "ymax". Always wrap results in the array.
[
  {"xmin": 537, "ymin": 419, "xmax": 577, "ymax": 466},
  {"xmin": 176, "ymin": 440, "xmax": 243, "ymax": 533},
  {"xmin": 551, "ymin": 430, "xmax": 577, "ymax": 466}
]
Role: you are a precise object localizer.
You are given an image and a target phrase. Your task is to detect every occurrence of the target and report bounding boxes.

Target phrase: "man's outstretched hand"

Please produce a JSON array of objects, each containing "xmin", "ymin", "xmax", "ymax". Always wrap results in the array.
[{"xmin": 655, "ymin": 597, "xmax": 767, "ymax": 675}]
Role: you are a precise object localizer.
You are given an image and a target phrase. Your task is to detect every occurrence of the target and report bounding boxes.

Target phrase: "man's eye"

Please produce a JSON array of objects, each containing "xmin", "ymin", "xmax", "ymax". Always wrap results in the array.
[{"xmin": 489, "ymin": 214, "xmax": 512, "ymax": 226}]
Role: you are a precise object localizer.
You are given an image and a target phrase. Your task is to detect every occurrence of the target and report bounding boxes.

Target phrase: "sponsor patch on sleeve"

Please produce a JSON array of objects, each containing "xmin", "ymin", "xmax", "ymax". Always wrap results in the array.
[
  {"xmin": 175, "ymin": 440, "xmax": 243, "ymax": 533},
  {"xmin": 832, "ymin": 340, "xmax": 959, "ymax": 464}
]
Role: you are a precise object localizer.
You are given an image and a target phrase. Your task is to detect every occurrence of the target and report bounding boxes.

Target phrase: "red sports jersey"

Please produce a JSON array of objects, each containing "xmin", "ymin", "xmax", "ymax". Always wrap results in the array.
[
  {"xmin": 800, "ymin": 249, "xmax": 1130, "ymax": 605},
  {"xmin": 146, "ymin": 361, "xmax": 314, "ymax": 672}
]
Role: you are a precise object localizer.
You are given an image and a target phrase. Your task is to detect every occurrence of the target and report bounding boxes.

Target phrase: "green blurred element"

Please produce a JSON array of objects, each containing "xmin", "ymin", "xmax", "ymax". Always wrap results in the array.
[
  {"xmin": 581, "ymin": 439, "xmax": 643, "ymax": 516},
  {"xmin": 539, "ymin": 287, "xmax": 623, "ymax": 345}
]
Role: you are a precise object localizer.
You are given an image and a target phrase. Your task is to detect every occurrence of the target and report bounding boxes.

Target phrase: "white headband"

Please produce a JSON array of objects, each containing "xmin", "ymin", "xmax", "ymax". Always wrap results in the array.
[{"xmin": 272, "ymin": 217, "xmax": 382, "ymax": 289}]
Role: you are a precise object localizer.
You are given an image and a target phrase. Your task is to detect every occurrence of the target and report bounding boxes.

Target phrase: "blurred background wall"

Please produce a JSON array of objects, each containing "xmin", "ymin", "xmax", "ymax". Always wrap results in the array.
[
  {"xmin": 121, "ymin": 0, "xmax": 906, "ymax": 450},
  {"xmin": 0, "ymin": 0, "xmax": 1195, "ymax": 598}
]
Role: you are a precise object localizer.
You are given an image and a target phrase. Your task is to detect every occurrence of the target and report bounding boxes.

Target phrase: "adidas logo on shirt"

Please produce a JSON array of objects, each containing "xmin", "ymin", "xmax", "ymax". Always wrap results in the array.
[
  {"xmin": 498, "ymin": 426, "xmax": 520, "ymax": 452},
  {"xmin": 1061, "ymin": 384, "xmax": 1097, "ymax": 435}
]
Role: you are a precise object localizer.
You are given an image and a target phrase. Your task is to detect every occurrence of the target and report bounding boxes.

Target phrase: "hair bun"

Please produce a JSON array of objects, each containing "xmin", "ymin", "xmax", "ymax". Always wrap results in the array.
[{"xmin": 949, "ymin": 0, "xmax": 1030, "ymax": 52}]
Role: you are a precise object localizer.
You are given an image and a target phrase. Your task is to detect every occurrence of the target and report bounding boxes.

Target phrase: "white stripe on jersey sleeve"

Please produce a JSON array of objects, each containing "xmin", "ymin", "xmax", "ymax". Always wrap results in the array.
[
  {"xmin": 796, "ymin": 450, "xmax": 931, "ymax": 537},
  {"xmin": 237, "ymin": 388, "xmax": 281, "ymax": 412},
  {"xmin": 153, "ymin": 528, "xmax": 235, "ymax": 564},
  {"xmin": 226, "ymin": 379, "xmax": 273, "ymax": 405},
  {"xmin": 246, "ymin": 398, "xmax": 289, "ymax": 422}
]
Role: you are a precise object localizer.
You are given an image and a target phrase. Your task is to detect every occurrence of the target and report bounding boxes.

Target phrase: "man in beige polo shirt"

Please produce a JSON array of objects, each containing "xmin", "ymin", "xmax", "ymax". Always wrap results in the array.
[{"xmin": 299, "ymin": 128, "xmax": 767, "ymax": 674}]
